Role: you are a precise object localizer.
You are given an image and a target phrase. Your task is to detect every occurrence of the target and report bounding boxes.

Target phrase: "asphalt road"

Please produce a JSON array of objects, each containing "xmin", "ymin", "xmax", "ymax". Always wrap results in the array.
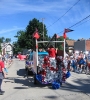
[{"xmin": 0, "ymin": 59, "xmax": 90, "ymax": 100}]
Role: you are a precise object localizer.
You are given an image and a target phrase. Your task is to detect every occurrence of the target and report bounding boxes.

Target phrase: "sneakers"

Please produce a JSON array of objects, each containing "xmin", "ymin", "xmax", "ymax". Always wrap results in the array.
[{"xmin": 0, "ymin": 91, "xmax": 5, "ymax": 95}]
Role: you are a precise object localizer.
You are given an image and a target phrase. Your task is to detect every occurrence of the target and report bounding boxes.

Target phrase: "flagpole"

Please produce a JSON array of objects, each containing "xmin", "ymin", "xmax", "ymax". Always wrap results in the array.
[
  {"xmin": 36, "ymin": 39, "xmax": 38, "ymax": 67},
  {"xmin": 64, "ymin": 38, "xmax": 65, "ymax": 58},
  {"xmin": 63, "ymin": 28, "xmax": 73, "ymax": 58}
]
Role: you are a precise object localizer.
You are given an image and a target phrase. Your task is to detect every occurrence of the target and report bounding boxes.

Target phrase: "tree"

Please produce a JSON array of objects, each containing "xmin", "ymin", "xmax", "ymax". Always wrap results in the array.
[
  {"xmin": 0, "ymin": 37, "xmax": 11, "ymax": 43},
  {"xmin": 0, "ymin": 37, "xmax": 5, "ymax": 43},
  {"xmin": 13, "ymin": 18, "xmax": 49, "ymax": 54},
  {"xmin": 13, "ymin": 41, "xmax": 22, "ymax": 54},
  {"xmin": 5, "ymin": 38, "xmax": 11, "ymax": 43},
  {"xmin": 25, "ymin": 18, "xmax": 48, "ymax": 49},
  {"xmin": 56, "ymin": 36, "xmax": 64, "ymax": 50},
  {"xmin": 13, "ymin": 30, "xmax": 27, "ymax": 53}
]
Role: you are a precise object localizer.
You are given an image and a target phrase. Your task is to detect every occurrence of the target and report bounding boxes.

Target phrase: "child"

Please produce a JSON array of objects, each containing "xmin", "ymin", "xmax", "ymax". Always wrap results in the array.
[{"xmin": 71, "ymin": 57, "xmax": 77, "ymax": 72}]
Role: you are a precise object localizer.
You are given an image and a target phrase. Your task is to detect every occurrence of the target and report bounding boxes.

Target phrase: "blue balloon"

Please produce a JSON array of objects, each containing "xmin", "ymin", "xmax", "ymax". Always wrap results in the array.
[
  {"xmin": 52, "ymin": 81, "xmax": 60, "ymax": 89},
  {"xmin": 36, "ymin": 75, "xmax": 42, "ymax": 82},
  {"xmin": 66, "ymin": 71, "xmax": 71, "ymax": 78}
]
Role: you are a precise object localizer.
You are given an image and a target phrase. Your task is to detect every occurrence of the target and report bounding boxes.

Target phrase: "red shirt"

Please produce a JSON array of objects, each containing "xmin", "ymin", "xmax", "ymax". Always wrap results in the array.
[
  {"xmin": 18, "ymin": 54, "xmax": 22, "ymax": 60},
  {"xmin": 48, "ymin": 48, "xmax": 56, "ymax": 58},
  {"xmin": 0, "ymin": 61, "xmax": 4, "ymax": 72}
]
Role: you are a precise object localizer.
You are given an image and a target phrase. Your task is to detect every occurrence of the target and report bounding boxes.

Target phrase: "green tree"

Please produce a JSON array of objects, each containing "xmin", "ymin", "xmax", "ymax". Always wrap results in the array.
[
  {"xmin": 13, "ymin": 41, "xmax": 22, "ymax": 54},
  {"xmin": 0, "ymin": 37, "xmax": 5, "ymax": 43},
  {"xmin": 5, "ymin": 38, "xmax": 11, "ymax": 43},
  {"xmin": 13, "ymin": 18, "xmax": 49, "ymax": 54},
  {"xmin": 55, "ymin": 36, "xmax": 64, "ymax": 50},
  {"xmin": 13, "ymin": 30, "xmax": 27, "ymax": 53},
  {"xmin": 25, "ymin": 18, "xmax": 48, "ymax": 49}
]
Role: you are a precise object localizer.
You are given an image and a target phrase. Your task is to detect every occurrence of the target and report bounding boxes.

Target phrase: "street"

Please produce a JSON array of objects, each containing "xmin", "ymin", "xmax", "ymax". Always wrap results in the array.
[{"xmin": 0, "ymin": 59, "xmax": 90, "ymax": 100}]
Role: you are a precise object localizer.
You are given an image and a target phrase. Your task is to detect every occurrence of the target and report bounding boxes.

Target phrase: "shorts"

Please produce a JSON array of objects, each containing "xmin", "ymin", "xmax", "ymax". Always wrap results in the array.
[{"xmin": 0, "ymin": 72, "xmax": 4, "ymax": 79}]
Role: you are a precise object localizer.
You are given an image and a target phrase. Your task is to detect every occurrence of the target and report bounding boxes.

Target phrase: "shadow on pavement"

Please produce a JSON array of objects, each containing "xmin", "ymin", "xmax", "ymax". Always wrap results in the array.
[
  {"xmin": 60, "ymin": 75, "xmax": 90, "ymax": 95},
  {"xmin": 4, "ymin": 68, "xmax": 90, "ymax": 95},
  {"xmin": 16, "ymin": 68, "xmax": 52, "ymax": 89},
  {"xmin": 16, "ymin": 69, "xmax": 90, "ymax": 94}
]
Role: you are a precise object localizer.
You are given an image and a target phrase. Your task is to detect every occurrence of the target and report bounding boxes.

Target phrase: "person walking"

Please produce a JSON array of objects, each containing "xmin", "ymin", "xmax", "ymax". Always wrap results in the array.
[
  {"xmin": 0, "ymin": 55, "xmax": 6, "ymax": 95},
  {"xmin": 18, "ymin": 53, "xmax": 22, "ymax": 60}
]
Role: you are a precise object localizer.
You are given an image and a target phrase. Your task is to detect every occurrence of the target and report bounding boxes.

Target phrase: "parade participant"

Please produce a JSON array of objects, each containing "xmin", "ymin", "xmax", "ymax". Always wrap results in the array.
[
  {"xmin": 0, "ymin": 55, "xmax": 6, "ymax": 95},
  {"xmin": 47, "ymin": 45, "xmax": 57, "ymax": 60},
  {"xmin": 47, "ymin": 45, "xmax": 57, "ymax": 68}
]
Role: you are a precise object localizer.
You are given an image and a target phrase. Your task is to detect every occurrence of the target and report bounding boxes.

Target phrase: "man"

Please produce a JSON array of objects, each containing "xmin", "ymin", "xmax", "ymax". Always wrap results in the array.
[
  {"xmin": 86, "ymin": 52, "xmax": 90, "ymax": 74},
  {"xmin": 47, "ymin": 45, "xmax": 57, "ymax": 68},
  {"xmin": 0, "ymin": 55, "xmax": 6, "ymax": 95},
  {"xmin": 47, "ymin": 45, "xmax": 57, "ymax": 59}
]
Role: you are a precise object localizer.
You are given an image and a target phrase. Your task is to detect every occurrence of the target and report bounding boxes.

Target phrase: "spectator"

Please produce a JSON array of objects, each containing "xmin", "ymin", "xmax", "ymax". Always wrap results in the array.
[
  {"xmin": 0, "ymin": 55, "xmax": 6, "ymax": 95},
  {"xmin": 71, "ymin": 57, "xmax": 77, "ymax": 72},
  {"xmin": 18, "ymin": 53, "xmax": 22, "ymax": 60}
]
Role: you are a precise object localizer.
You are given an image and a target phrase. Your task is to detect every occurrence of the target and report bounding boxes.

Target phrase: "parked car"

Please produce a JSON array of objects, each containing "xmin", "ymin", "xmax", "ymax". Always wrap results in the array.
[
  {"xmin": 17, "ymin": 54, "xmax": 26, "ymax": 60},
  {"xmin": 25, "ymin": 51, "xmax": 49, "ymax": 75}
]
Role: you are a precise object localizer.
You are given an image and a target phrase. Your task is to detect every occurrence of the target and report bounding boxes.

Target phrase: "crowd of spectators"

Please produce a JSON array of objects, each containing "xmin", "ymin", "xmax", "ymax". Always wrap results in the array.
[{"xmin": 62, "ymin": 51, "xmax": 90, "ymax": 74}]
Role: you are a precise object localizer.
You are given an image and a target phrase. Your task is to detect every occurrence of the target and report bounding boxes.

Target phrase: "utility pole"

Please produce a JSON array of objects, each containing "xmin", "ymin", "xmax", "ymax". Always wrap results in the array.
[{"xmin": 41, "ymin": 18, "xmax": 45, "ymax": 41}]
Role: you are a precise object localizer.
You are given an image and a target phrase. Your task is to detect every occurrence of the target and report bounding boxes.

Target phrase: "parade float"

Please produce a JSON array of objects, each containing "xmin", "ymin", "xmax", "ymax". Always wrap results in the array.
[{"xmin": 29, "ymin": 29, "xmax": 72, "ymax": 89}]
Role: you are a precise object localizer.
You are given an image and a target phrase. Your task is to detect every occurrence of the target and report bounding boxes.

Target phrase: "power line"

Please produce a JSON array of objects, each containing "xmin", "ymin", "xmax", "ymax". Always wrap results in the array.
[
  {"xmin": 58, "ymin": 14, "xmax": 90, "ymax": 34},
  {"xmin": 74, "ymin": 18, "xmax": 90, "ymax": 28},
  {"xmin": 47, "ymin": 0, "xmax": 80, "ymax": 28},
  {"xmin": 69, "ymin": 15, "xmax": 90, "ymax": 28}
]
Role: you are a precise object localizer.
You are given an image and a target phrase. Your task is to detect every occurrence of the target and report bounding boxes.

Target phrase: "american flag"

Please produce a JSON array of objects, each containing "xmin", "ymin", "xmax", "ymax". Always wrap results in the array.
[
  {"xmin": 64, "ymin": 28, "xmax": 74, "ymax": 33},
  {"xmin": 63, "ymin": 28, "xmax": 73, "ymax": 39}
]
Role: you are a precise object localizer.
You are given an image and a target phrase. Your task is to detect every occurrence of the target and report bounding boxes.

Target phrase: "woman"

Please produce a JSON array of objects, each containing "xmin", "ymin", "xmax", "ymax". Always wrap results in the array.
[{"xmin": 0, "ymin": 55, "xmax": 6, "ymax": 95}]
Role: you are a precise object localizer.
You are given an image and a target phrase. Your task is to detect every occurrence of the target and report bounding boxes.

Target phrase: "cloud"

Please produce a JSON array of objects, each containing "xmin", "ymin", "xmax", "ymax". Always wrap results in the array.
[
  {"xmin": 0, "ymin": 0, "xmax": 77, "ymax": 15},
  {"xmin": 0, "ymin": 26, "xmax": 24, "ymax": 34},
  {"xmin": 0, "ymin": 0, "xmax": 90, "ymax": 30},
  {"xmin": 1, "ymin": 0, "xmax": 89, "ymax": 25}
]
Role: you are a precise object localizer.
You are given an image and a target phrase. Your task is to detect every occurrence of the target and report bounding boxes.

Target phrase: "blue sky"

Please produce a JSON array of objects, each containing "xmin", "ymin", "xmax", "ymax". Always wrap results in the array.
[{"xmin": 0, "ymin": 0, "xmax": 90, "ymax": 43}]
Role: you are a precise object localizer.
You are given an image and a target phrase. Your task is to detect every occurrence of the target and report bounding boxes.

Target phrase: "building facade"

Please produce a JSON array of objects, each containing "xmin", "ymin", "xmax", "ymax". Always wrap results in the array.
[
  {"xmin": 74, "ymin": 39, "xmax": 90, "ymax": 52},
  {"xmin": 1, "ymin": 43, "xmax": 13, "ymax": 55}
]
